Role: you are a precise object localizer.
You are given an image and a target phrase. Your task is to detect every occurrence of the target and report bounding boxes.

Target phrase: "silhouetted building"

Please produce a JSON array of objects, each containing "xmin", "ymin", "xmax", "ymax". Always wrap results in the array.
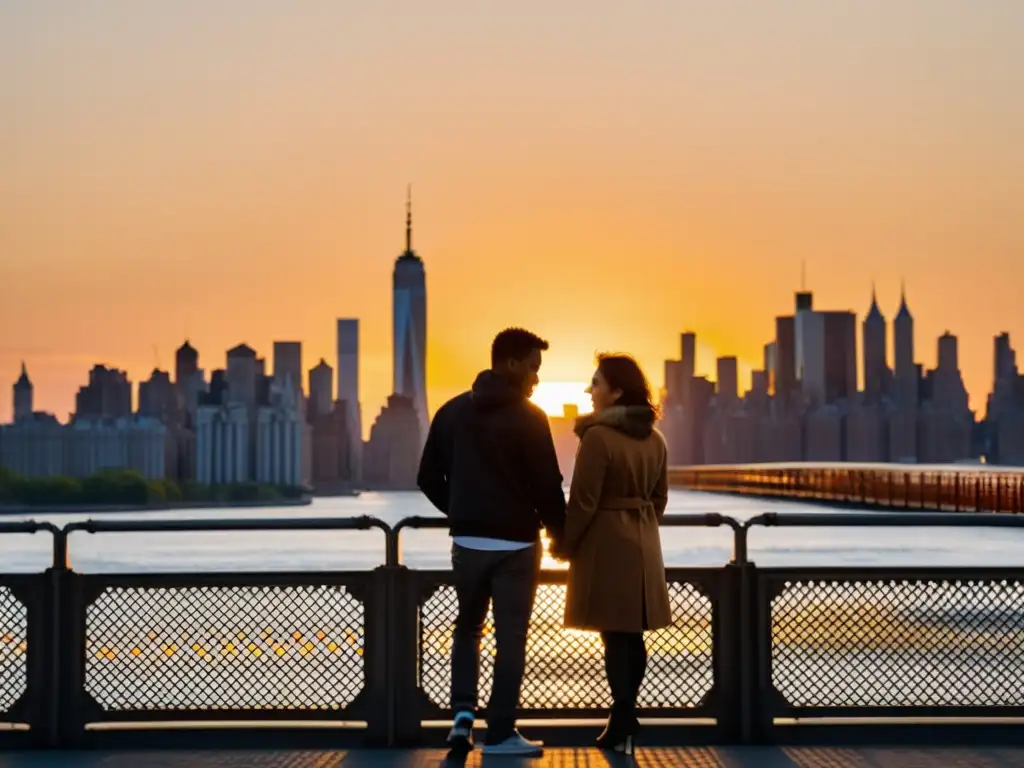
[
  {"xmin": 846, "ymin": 403, "xmax": 887, "ymax": 462},
  {"xmin": 203, "ymin": 370, "xmax": 228, "ymax": 407},
  {"xmin": 984, "ymin": 332, "xmax": 1024, "ymax": 464},
  {"xmin": 891, "ymin": 285, "xmax": 918, "ymax": 461},
  {"xmin": 774, "ymin": 316, "xmax": 796, "ymax": 407},
  {"xmin": 716, "ymin": 357, "xmax": 739, "ymax": 407},
  {"xmin": 805, "ymin": 404, "xmax": 843, "ymax": 461},
  {"xmin": 273, "ymin": 341, "xmax": 303, "ymax": 395},
  {"xmin": 795, "ymin": 291, "xmax": 856, "ymax": 405},
  {"xmin": 138, "ymin": 369, "xmax": 182, "ymax": 425},
  {"xmin": 680, "ymin": 332, "xmax": 696, "ymax": 403},
  {"xmin": 363, "ymin": 394, "xmax": 421, "ymax": 489},
  {"xmin": 682, "ymin": 376, "xmax": 714, "ymax": 464},
  {"xmin": 13, "ymin": 363, "xmax": 32, "ymax": 423},
  {"xmin": 65, "ymin": 416, "xmax": 167, "ymax": 479},
  {"xmin": 0, "ymin": 412, "xmax": 64, "ymax": 477},
  {"xmin": 763, "ymin": 342, "xmax": 777, "ymax": 396},
  {"xmin": 75, "ymin": 365, "xmax": 132, "ymax": 421},
  {"xmin": 336, "ymin": 318, "xmax": 363, "ymax": 484},
  {"xmin": 749, "ymin": 370, "xmax": 769, "ymax": 405},
  {"xmin": 393, "ymin": 190, "xmax": 428, "ymax": 444},
  {"xmin": 311, "ymin": 400, "xmax": 356, "ymax": 489},
  {"xmin": 175, "ymin": 341, "xmax": 199, "ymax": 385},
  {"xmin": 226, "ymin": 344, "xmax": 259, "ymax": 409},
  {"xmin": 308, "ymin": 359, "xmax": 333, "ymax": 422},
  {"xmin": 995, "ymin": 332, "xmax": 1017, "ymax": 384},
  {"xmin": 195, "ymin": 402, "xmax": 250, "ymax": 484},
  {"xmin": 256, "ymin": 376, "xmax": 309, "ymax": 487},
  {"xmin": 862, "ymin": 287, "xmax": 889, "ymax": 402}
]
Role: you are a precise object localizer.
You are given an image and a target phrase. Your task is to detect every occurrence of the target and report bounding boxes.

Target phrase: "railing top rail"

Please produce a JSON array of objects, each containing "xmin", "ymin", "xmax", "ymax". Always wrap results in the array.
[
  {"xmin": 392, "ymin": 515, "xmax": 447, "ymax": 535},
  {"xmin": 0, "ymin": 519, "xmax": 59, "ymax": 536},
  {"xmin": 392, "ymin": 512, "xmax": 740, "ymax": 533},
  {"xmin": 62, "ymin": 515, "xmax": 393, "ymax": 536},
  {"xmin": 390, "ymin": 512, "xmax": 746, "ymax": 565},
  {"xmin": 746, "ymin": 511, "xmax": 1024, "ymax": 529},
  {"xmin": 662, "ymin": 513, "xmax": 742, "ymax": 530}
]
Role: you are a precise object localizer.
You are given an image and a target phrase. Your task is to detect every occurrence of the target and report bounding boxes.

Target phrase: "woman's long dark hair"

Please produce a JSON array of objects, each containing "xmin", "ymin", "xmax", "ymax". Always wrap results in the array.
[{"xmin": 597, "ymin": 354, "xmax": 660, "ymax": 419}]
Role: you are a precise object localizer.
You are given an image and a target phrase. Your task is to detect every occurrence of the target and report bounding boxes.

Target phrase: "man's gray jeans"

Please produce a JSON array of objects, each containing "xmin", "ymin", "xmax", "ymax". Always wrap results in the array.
[{"xmin": 450, "ymin": 542, "xmax": 541, "ymax": 742}]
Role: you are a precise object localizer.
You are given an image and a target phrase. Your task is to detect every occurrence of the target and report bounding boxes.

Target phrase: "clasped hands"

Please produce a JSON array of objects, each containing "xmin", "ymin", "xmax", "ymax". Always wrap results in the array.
[{"xmin": 546, "ymin": 531, "xmax": 572, "ymax": 563}]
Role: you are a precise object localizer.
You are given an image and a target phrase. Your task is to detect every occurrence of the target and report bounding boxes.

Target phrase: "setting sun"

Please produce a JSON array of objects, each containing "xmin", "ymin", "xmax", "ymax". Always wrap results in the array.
[{"xmin": 530, "ymin": 381, "xmax": 593, "ymax": 419}]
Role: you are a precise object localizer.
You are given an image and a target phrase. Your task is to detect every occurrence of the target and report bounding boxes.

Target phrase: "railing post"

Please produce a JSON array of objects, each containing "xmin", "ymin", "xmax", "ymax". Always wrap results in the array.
[
  {"xmin": 716, "ymin": 560, "xmax": 743, "ymax": 743},
  {"xmin": 45, "ymin": 526, "xmax": 82, "ymax": 749},
  {"xmin": 389, "ymin": 563, "xmax": 421, "ymax": 745},
  {"xmin": 724, "ymin": 520, "xmax": 768, "ymax": 744},
  {"xmin": 363, "ymin": 565, "xmax": 392, "ymax": 745}
]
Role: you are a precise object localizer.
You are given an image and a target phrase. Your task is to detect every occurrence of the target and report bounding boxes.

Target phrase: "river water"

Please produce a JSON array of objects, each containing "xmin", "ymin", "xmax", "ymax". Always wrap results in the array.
[{"xmin": 2, "ymin": 489, "xmax": 1024, "ymax": 573}]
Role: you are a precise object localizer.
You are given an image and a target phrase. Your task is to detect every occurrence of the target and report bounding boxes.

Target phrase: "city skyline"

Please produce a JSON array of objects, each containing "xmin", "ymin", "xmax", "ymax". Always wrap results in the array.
[
  {"xmin": 3, "ymin": 2, "xmax": 1023, "ymax": 425},
  {"xmin": 4, "ymin": 280, "xmax": 1019, "ymax": 426}
]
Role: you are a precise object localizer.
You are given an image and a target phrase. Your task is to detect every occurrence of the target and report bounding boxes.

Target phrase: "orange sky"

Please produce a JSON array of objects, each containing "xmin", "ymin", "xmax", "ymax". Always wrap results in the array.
[{"xmin": 2, "ymin": 1, "xmax": 1022, "ymax": 432}]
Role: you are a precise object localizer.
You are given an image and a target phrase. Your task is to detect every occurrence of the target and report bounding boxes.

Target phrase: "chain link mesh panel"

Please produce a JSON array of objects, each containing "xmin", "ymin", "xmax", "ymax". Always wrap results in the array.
[
  {"xmin": 770, "ymin": 577, "xmax": 1024, "ymax": 709},
  {"xmin": 0, "ymin": 586, "xmax": 28, "ymax": 714},
  {"xmin": 84, "ymin": 584, "xmax": 365, "ymax": 713},
  {"xmin": 419, "ymin": 580, "xmax": 712, "ymax": 711}
]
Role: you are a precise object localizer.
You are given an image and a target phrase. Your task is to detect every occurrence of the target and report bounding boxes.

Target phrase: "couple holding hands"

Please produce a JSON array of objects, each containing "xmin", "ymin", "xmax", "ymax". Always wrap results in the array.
[{"xmin": 417, "ymin": 327, "xmax": 670, "ymax": 758}]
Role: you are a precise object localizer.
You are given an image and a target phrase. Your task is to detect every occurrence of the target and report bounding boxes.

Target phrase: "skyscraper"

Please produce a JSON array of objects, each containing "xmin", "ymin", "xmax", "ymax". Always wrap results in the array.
[
  {"xmin": 716, "ymin": 356, "xmax": 738, "ymax": 405},
  {"xmin": 894, "ymin": 284, "xmax": 916, "ymax": 404},
  {"xmin": 13, "ymin": 363, "xmax": 32, "ymax": 423},
  {"xmin": 774, "ymin": 316, "xmax": 796, "ymax": 406},
  {"xmin": 862, "ymin": 286, "xmax": 888, "ymax": 402},
  {"xmin": 794, "ymin": 291, "xmax": 856, "ymax": 404},
  {"xmin": 308, "ymin": 359, "xmax": 333, "ymax": 422},
  {"xmin": 175, "ymin": 341, "xmax": 198, "ymax": 385},
  {"xmin": 392, "ymin": 187, "xmax": 428, "ymax": 442},
  {"xmin": 336, "ymin": 320, "xmax": 360, "ymax": 422},
  {"xmin": 890, "ymin": 283, "xmax": 918, "ymax": 462},
  {"xmin": 995, "ymin": 332, "xmax": 1017, "ymax": 384},
  {"xmin": 75, "ymin": 365, "xmax": 132, "ymax": 420},
  {"xmin": 273, "ymin": 342, "xmax": 303, "ymax": 394},
  {"xmin": 225, "ymin": 344, "xmax": 259, "ymax": 408},
  {"xmin": 336, "ymin": 318, "xmax": 362, "ymax": 483}
]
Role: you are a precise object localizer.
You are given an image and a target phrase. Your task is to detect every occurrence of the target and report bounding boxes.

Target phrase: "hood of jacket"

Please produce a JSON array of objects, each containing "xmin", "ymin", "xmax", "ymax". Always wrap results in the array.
[
  {"xmin": 574, "ymin": 404, "xmax": 656, "ymax": 440},
  {"xmin": 470, "ymin": 370, "xmax": 527, "ymax": 412}
]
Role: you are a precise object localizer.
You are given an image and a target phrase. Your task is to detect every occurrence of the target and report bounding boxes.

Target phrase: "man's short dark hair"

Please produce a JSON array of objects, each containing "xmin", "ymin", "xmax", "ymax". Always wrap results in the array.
[{"xmin": 491, "ymin": 328, "xmax": 549, "ymax": 367}]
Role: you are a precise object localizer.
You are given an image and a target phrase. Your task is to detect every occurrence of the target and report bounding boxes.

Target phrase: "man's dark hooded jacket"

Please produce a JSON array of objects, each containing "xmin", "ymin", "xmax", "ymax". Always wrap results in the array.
[{"xmin": 417, "ymin": 370, "xmax": 566, "ymax": 543}]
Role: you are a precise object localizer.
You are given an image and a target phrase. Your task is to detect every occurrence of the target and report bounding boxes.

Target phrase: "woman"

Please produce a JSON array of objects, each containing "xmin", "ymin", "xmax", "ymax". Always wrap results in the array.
[{"xmin": 559, "ymin": 354, "xmax": 671, "ymax": 755}]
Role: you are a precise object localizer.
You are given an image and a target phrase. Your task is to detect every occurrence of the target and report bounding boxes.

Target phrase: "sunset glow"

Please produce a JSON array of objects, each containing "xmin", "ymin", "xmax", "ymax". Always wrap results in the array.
[
  {"xmin": 530, "ymin": 382, "xmax": 593, "ymax": 419},
  {"xmin": 1, "ymin": 2, "xmax": 1022, "ymax": 429}
]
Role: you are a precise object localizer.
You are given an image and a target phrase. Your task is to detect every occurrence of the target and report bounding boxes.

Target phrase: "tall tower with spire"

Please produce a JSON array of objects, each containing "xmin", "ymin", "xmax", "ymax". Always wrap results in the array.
[
  {"xmin": 893, "ymin": 281, "xmax": 915, "ymax": 398},
  {"xmin": 13, "ymin": 363, "xmax": 33, "ymax": 422},
  {"xmin": 392, "ymin": 186, "xmax": 429, "ymax": 443},
  {"xmin": 890, "ymin": 281, "xmax": 918, "ymax": 461},
  {"xmin": 862, "ymin": 284, "xmax": 889, "ymax": 402}
]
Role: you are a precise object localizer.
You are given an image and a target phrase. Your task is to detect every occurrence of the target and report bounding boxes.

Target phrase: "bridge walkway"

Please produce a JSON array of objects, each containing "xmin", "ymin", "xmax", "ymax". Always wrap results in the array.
[{"xmin": 5, "ymin": 747, "xmax": 1024, "ymax": 767}]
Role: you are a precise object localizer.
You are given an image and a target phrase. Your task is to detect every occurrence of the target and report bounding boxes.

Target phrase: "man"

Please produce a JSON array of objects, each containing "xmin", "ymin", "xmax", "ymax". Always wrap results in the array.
[{"xmin": 417, "ymin": 327, "xmax": 566, "ymax": 757}]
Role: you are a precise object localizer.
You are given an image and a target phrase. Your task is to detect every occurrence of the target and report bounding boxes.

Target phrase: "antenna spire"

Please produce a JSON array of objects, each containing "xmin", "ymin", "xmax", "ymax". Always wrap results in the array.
[
  {"xmin": 405, "ymin": 184, "xmax": 412, "ymax": 253},
  {"xmin": 800, "ymin": 260, "xmax": 806, "ymax": 291}
]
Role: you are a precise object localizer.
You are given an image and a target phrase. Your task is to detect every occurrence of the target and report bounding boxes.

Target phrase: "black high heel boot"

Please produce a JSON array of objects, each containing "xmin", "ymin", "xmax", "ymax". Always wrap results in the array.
[
  {"xmin": 596, "ymin": 704, "xmax": 625, "ymax": 748},
  {"xmin": 596, "ymin": 705, "xmax": 637, "ymax": 754}
]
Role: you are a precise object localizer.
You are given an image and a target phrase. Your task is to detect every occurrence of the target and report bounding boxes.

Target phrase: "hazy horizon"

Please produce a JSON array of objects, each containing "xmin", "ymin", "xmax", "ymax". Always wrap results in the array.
[{"xmin": 3, "ymin": 1, "xmax": 1022, "ymax": 427}]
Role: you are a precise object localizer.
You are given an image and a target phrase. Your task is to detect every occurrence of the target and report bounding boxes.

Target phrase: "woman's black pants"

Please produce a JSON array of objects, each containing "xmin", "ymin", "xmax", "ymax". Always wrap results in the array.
[{"xmin": 600, "ymin": 631, "xmax": 647, "ymax": 719}]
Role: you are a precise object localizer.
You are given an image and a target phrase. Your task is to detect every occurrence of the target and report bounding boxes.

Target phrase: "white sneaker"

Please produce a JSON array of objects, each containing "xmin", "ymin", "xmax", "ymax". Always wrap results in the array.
[{"xmin": 481, "ymin": 730, "xmax": 544, "ymax": 756}]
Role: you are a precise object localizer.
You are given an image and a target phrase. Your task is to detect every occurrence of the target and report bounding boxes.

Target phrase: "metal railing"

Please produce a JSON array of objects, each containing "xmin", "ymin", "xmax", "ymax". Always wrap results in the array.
[{"xmin": 4, "ymin": 512, "xmax": 1024, "ymax": 749}]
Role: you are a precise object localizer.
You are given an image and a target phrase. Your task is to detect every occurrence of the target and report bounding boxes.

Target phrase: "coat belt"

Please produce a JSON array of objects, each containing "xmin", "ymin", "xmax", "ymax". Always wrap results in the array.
[{"xmin": 601, "ymin": 497, "xmax": 653, "ymax": 511}]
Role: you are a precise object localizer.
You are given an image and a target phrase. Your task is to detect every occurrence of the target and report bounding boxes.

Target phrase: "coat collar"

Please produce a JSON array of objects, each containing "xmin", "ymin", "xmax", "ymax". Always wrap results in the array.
[{"xmin": 574, "ymin": 405, "xmax": 656, "ymax": 440}]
